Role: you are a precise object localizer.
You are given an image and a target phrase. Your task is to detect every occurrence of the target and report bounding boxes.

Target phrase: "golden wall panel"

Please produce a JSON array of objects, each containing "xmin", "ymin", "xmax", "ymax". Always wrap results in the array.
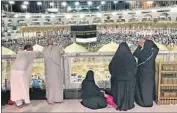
[{"xmin": 70, "ymin": 57, "xmax": 112, "ymax": 82}]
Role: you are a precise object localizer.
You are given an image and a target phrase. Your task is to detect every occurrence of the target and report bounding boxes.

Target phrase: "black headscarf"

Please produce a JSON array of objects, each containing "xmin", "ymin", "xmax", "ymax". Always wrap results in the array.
[
  {"xmin": 81, "ymin": 70, "xmax": 104, "ymax": 99},
  {"xmin": 109, "ymin": 42, "xmax": 137, "ymax": 80},
  {"xmin": 84, "ymin": 70, "xmax": 95, "ymax": 83},
  {"xmin": 133, "ymin": 40, "xmax": 159, "ymax": 63}
]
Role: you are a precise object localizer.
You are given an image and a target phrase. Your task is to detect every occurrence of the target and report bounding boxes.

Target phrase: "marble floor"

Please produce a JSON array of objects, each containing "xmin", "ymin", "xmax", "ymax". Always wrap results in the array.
[{"xmin": 2, "ymin": 100, "xmax": 177, "ymax": 112}]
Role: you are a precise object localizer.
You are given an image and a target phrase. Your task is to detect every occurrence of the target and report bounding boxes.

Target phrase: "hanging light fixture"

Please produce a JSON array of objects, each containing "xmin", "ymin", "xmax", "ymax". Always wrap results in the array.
[
  {"xmin": 75, "ymin": 2, "xmax": 80, "ymax": 6},
  {"xmin": 113, "ymin": 1, "xmax": 118, "ymax": 4},
  {"xmin": 87, "ymin": 1, "xmax": 92, "ymax": 6},
  {"xmin": 9, "ymin": 1, "xmax": 15, "ymax": 5},
  {"xmin": 67, "ymin": 6, "xmax": 72, "ymax": 11},
  {"xmin": 21, "ymin": 4, "xmax": 27, "ymax": 10},
  {"xmin": 37, "ymin": 1, "xmax": 42, "ymax": 6},
  {"xmin": 62, "ymin": 2, "xmax": 67, "ymax": 7},
  {"xmin": 49, "ymin": 2, "xmax": 54, "ymax": 7},
  {"xmin": 101, "ymin": 1, "xmax": 106, "ymax": 5},
  {"xmin": 23, "ymin": 1, "xmax": 29, "ymax": 5}
]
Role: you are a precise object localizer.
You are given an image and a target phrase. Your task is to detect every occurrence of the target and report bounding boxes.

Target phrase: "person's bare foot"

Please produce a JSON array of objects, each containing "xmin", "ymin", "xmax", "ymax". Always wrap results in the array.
[
  {"xmin": 17, "ymin": 105, "xmax": 23, "ymax": 108},
  {"xmin": 48, "ymin": 102, "xmax": 54, "ymax": 105}
]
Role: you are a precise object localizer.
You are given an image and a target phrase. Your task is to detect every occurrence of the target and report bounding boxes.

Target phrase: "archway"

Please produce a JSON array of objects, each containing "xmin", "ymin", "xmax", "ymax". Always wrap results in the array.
[{"xmin": 142, "ymin": 14, "xmax": 153, "ymax": 21}]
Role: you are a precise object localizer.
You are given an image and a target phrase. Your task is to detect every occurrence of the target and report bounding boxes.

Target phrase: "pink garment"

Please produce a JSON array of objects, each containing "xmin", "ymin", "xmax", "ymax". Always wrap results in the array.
[
  {"xmin": 104, "ymin": 94, "xmax": 117, "ymax": 107},
  {"xmin": 8, "ymin": 100, "xmax": 14, "ymax": 105}
]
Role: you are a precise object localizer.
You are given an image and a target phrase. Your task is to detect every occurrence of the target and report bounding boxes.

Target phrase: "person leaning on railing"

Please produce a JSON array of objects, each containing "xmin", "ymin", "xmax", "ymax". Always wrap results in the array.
[{"xmin": 10, "ymin": 45, "xmax": 41, "ymax": 108}]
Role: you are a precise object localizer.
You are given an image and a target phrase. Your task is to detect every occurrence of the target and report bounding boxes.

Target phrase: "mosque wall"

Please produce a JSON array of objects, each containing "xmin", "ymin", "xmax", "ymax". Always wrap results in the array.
[{"xmin": 2, "ymin": 7, "xmax": 177, "ymax": 29}]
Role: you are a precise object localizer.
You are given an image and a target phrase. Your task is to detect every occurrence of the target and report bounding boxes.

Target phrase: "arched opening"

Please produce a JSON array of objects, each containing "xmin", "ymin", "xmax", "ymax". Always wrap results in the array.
[
  {"xmin": 104, "ymin": 16, "xmax": 114, "ymax": 23},
  {"xmin": 92, "ymin": 17, "xmax": 101, "ymax": 23},
  {"xmin": 79, "ymin": 18, "xmax": 89, "ymax": 24},
  {"xmin": 117, "ymin": 15, "xmax": 125, "ymax": 22},
  {"xmin": 142, "ymin": 14, "xmax": 153, "ymax": 21},
  {"xmin": 158, "ymin": 13, "xmax": 171, "ymax": 21},
  {"xmin": 129, "ymin": 14, "xmax": 138, "ymax": 22}
]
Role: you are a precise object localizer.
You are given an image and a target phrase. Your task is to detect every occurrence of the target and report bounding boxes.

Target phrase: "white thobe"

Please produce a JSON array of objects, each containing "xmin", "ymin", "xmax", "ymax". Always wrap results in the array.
[
  {"xmin": 10, "ymin": 50, "xmax": 41, "ymax": 104},
  {"xmin": 43, "ymin": 45, "xmax": 65, "ymax": 103}
]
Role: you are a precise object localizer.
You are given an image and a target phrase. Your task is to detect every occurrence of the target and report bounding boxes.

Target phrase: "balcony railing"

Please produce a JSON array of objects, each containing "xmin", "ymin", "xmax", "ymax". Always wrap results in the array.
[{"xmin": 2, "ymin": 51, "xmax": 177, "ymax": 90}]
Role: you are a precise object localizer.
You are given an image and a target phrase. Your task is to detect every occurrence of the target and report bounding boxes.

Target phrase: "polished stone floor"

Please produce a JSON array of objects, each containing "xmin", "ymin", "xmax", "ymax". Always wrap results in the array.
[{"xmin": 2, "ymin": 100, "xmax": 177, "ymax": 112}]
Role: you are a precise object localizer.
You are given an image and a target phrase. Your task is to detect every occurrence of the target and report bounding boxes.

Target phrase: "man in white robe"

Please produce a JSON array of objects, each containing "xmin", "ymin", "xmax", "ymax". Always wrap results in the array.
[
  {"xmin": 10, "ymin": 45, "xmax": 41, "ymax": 107},
  {"xmin": 43, "ymin": 39, "xmax": 65, "ymax": 104}
]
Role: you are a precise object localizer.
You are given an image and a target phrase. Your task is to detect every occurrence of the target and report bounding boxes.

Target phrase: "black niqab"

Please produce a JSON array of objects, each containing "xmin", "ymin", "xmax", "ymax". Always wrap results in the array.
[
  {"xmin": 109, "ymin": 42, "xmax": 137, "ymax": 80},
  {"xmin": 84, "ymin": 70, "xmax": 95, "ymax": 83},
  {"xmin": 81, "ymin": 70, "xmax": 102, "ymax": 99},
  {"xmin": 81, "ymin": 70, "xmax": 107, "ymax": 109}
]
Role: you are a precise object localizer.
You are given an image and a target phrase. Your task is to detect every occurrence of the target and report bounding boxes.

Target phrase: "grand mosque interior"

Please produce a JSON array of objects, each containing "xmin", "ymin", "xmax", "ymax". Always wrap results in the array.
[{"xmin": 1, "ymin": 0, "xmax": 177, "ymax": 112}]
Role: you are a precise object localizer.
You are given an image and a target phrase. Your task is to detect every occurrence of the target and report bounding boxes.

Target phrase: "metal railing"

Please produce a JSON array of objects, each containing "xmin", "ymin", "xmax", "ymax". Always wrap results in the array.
[{"xmin": 2, "ymin": 51, "xmax": 177, "ymax": 90}]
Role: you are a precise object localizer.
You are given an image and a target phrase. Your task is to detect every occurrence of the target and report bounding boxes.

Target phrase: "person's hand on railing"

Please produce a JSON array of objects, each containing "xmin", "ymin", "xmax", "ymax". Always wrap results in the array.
[{"xmin": 76, "ymin": 53, "xmax": 80, "ymax": 57}]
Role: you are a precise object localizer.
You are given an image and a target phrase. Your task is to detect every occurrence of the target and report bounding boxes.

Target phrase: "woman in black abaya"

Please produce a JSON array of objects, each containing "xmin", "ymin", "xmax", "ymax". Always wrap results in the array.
[
  {"xmin": 133, "ymin": 40, "xmax": 159, "ymax": 107},
  {"xmin": 109, "ymin": 42, "xmax": 137, "ymax": 111},
  {"xmin": 81, "ymin": 70, "xmax": 107, "ymax": 110}
]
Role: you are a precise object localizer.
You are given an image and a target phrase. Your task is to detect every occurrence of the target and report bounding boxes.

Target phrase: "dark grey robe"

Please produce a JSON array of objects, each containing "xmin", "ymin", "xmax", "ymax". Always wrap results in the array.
[
  {"xmin": 133, "ymin": 40, "xmax": 159, "ymax": 107},
  {"xmin": 81, "ymin": 70, "xmax": 107, "ymax": 110},
  {"xmin": 109, "ymin": 42, "xmax": 137, "ymax": 111}
]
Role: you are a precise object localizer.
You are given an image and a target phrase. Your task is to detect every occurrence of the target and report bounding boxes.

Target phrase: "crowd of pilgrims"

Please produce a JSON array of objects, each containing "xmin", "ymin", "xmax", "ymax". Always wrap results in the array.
[
  {"xmin": 1, "ymin": 28, "xmax": 177, "ymax": 52},
  {"xmin": 2, "ymin": 27, "xmax": 175, "ymax": 110},
  {"xmin": 81, "ymin": 40, "xmax": 159, "ymax": 111}
]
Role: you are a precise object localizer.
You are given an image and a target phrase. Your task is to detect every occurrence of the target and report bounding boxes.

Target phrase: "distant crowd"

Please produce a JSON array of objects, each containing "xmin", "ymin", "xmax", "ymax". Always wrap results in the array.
[{"xmin": 2, "ymin": 28, "xmax": 177, "ymax": 52}]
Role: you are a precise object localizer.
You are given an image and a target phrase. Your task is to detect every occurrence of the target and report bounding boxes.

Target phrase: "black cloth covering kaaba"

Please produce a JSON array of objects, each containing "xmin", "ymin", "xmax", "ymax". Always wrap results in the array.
[
  {"xmin": 133, "ymin": 40, "xmax": 159, "ymax": 107},
  {"xmin": 109, "ymin": 42, "xmax": 137, "ymax": 111},
  {"xmin": 81, "ymin": 70, "xmax": 107, "ymax": 110}
]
